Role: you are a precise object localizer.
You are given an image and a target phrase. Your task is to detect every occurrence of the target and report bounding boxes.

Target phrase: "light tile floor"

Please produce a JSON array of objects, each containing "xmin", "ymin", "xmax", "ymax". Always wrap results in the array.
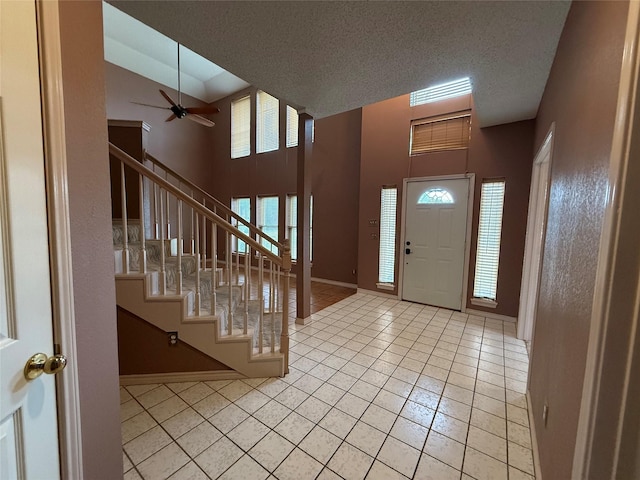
[{"xmin": 121, "ymin": 292, "xmax": 535, "ymax": 479}]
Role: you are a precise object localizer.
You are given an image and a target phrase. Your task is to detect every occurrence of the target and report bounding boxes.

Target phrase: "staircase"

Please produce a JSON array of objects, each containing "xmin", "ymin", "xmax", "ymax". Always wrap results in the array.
[{"xmin": 109, "ymin": 143, "xmax": 291, "ymax": 378}]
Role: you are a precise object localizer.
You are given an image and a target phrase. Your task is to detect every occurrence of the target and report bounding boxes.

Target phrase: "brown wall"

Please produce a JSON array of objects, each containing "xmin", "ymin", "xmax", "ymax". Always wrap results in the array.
[
  {"xmin": 529, "ymin": 1, "xmax": 629, "ymax": 478},
  {"xmin": 105, "ymin": 62, "xmax": 215, "ymax": 194},
  {"xmin": 359, "ymin": 94, "xmax": 533, "ymax": 317},
  {"xmin": 58, "ymin": 2, "xmax": 123, "ymax": 478},
  {"xmin": 117, "ymin": 308, "xmax": 230, "ymax": 374},
  {"xmin": 209, "ymin": 86, "xmax": 362, "ymax": 284}
]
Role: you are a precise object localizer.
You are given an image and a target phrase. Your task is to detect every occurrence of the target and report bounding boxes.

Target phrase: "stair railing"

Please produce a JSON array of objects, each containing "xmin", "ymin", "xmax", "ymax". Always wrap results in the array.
[
  {"xmin": 142, "ymin": 152, "xmax": 282, "ymax": 259},
  {"xmin": 110, "ymin": 143, "xmax": 291, "ymax": 371}
]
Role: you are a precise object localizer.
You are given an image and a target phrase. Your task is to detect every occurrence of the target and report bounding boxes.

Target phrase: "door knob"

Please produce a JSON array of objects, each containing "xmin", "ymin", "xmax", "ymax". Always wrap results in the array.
[
  {"xmin": 24, "ymin": 353, "xmax": 67, "ymax": 381},
  {"xmin": 406, "ymin": 248, "xmax": 411, "ymax": 255}
]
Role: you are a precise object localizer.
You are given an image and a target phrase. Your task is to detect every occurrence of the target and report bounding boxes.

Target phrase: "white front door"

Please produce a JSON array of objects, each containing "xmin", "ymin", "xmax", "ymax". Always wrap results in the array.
[
  {"xmin": 402, "ymin": 178, "xmax": 470, "ymax": 310},
  {"xmin": 0, "ymin": 1, "xmax": 61, "ymax": 478}
]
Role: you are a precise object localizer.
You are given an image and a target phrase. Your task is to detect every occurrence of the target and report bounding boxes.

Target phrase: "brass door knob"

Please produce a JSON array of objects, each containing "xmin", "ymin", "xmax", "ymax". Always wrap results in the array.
[{"xmin": 24, "ymin": 353, "xmax": 67, "ymax": 381}]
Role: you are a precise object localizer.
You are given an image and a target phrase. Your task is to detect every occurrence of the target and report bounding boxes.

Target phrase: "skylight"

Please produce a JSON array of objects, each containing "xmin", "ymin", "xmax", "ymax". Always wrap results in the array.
[{"xmin": 410, "ymin": 77, "xmax": 472, "ymax": 107}]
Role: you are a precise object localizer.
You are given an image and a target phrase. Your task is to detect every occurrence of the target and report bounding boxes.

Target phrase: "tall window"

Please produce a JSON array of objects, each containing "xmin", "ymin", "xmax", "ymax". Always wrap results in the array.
[
  {"xmin": 473, "ymin": 180, "xmax": 506, "ymax": 301},
  {"xmin": 231, "ymin": 95, "xmax": 250, "ymax": 158},
  {"xmin": 257, "ymin": 196, "xmax": 279, "ymax": 253},
  {"xmin": 256, "ymin": 90, "xmax": 279, "ymax": 153},
  {"xmin": 410, "ymin": 77, "xmax": 472, "ymax": 106},
  {"xmin": 286, "ymin": 194, "xmax": 313, "ymax": 262},
  {"xmin": 286, "ymin": 106, "xmax": 298, "ymax": 148},
  {"xmin": 231, "ymin": 197, "xmax": 251, "ymax": 253},
  {"xmin": 378, "ymin": 186, "xmax": 397, "ymax": 285}
]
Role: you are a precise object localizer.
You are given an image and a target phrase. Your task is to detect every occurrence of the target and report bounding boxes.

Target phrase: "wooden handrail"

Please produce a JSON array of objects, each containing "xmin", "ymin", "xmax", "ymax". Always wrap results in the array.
[
  {"xmin": 110, "ymin": 143, "xmax": 291, "ymax": 269},
  {"xmin": 143, "ymin": 151, "xmax": 283, "ymax": 252}
]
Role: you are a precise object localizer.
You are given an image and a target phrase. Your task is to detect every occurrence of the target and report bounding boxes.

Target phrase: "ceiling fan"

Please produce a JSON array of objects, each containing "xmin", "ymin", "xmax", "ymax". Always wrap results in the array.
[{"xmin": 133, "ymin": 43, "xmax": 219, "ymax": 127}]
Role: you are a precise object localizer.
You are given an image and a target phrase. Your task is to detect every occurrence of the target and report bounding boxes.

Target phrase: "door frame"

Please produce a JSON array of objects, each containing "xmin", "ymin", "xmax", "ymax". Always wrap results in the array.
[
  {"xmin": 398, "ymin": 173, "xmax": 475, "ymax": 311},
  {"xmin": 517, "ymin": 125, "xmax": 554, "ymax": 342},
  {"xmin": 37, "ymin": 2, "xmax": 83, "ymax": 478}
]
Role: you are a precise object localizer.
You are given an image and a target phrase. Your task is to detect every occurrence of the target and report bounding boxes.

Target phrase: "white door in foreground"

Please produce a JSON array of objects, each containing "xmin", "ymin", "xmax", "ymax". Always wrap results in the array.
[
  {"xmin": 0, "ymin": 1, "xmax": 62, "ymax": 478},
  {"xmin": 402, "ymin": 178, "xmax": 469, "ymax": 310}
]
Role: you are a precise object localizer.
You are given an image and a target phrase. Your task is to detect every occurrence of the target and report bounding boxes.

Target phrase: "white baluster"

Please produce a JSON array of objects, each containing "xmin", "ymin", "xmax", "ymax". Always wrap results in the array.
[
  {"xmin": 258, "ymin": 253, "xmax": 264, "ymax": 354},
  {"xmin": 201, "ymin": 215, "xmax": 207, "ymax": 270},
  {"xmin": 120, "ymin": 162, "xmax": 130, "ymax": 274},
  {"xmin": 270, "ymin": 260, "xmax": 275, "ymax": 353},
  {"xmin": 227, "ymin": 231, "xmax": 233, "ymax": 335},
  {"xmin": 159, "ymin": 188, "xmax": 166, "ymax": 295},
  {"xmin": 211, "ymin": 222, "xmax": 217, "ymax": 316},
  {"xmin": 243, "ymin": 244, "xmax": 249, "ymax": 335},
  {"xmin": 176, "ymin": 199, "xmax": 183, "ymax": 295},
  {"xmin": 138, "ymin": 173, "xmax": 147, "ymax": 273},
  {"xmin": 194, "ymin": 212, "xmax": 201, "ymax": 316}
]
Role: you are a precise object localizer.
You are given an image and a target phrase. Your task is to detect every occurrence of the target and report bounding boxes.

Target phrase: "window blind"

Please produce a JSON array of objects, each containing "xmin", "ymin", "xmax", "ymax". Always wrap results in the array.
[
  {"xmin": 231, "ymin": 96, "xmax": 250, "ymax": 158},
  {"xmin": 286, "ymin": 194, "xmax": 313, "ymax": 261},
  {"xmin": 231, "ymin": 197, "xmax": 251, "ymax": 253},
  {"xmin": 258, "ymin": 196, "xmax": 279, "ymax": 253},
  {"xmin": 410, "ymin": 112, "xmax": 471, "ymax": 155},
  {"xmin": 287, "ymin": 195, "xmax": 298, "ymax": 260},
  {"xmin": 378, "ymin": 186, "xmax": 397, "ymax": 284},
  {"xmin": 286, "ymin": 105, "xmax": 298, "ymax": 148},
  {"xmin": 410, "ymin": 77, "xmax": 472, "ymax": 106},
  {"xmin": 256, "ymin": 90, "xmax": 279, "ymax": 153},
  {"xmin": 473, "ymin": 180, "xmax": 506, "ymax": 300}
]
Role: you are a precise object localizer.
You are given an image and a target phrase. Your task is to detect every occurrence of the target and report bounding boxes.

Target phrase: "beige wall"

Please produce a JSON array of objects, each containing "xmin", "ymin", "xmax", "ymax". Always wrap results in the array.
[
  {"xmin": 359, "ymin": 94, "xmax": 534, "ymax": 317},
  {"xmin": 58, "ymin": 1, "xmax": 123, "ymax": 478},
  {"xmin": 529, "ymin": 1, "xmax": 629, "ymax": 478}
]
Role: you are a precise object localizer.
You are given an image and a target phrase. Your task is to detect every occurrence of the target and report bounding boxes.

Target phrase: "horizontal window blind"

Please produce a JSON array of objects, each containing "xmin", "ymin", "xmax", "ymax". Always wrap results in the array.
[
  {"xmin": 410, "ymin": 77, "xmax": 472, "ymax": 106},
  {"xmin": 257, "ymin": 90, "xmax": 279, "ymax": 153},
  {"xmin": 286, "ymin": 105, "xmax": 298, "ymax": 148},
  {"xmin": 258, "ymin": 196, "xmax": 279, "ymax": 253},
  {"xmin": 473, "ymin": 180, "xmax": 506, "ymax": 300},
  {"xmin": 231, "ymin": 197, "xmax": 251, "ymax": 253},
  {"xmin": 286, "ymin": 194, "xmax": 313, "ymax": 261},
  {"xmin": 410, "ymin": 112, "xmax": 471, "ymax": 155},
  {"xmin": 378, "ymin": 186, "xmax": 397, "ymax": 284},
  {"xmin": 231, "ymin": 95, "xmax": 250, "ymax": 158}
]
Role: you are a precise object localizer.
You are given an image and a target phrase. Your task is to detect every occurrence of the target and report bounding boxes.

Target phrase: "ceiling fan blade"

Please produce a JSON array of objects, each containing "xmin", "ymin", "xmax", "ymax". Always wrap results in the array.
[
  {"xmin": 165, "ymin": 113, "xmax": 177, "ymax": 122},
  {"xmin": 131, "ymin": 101, "xmax": 169, "ymax": 110},
  {"xmin": 159, "ymin": 89, "xmax": 177, "ymax": 107},
  {"xmin": 184, "ymin": 106, "xmax": 220, "ymax": 115},
  {"xmin": 186, "ymin": 114, "xmax": 215, "ymax": 127}
]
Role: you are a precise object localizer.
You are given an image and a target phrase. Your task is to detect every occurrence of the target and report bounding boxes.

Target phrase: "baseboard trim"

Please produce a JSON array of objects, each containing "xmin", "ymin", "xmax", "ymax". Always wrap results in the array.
[
  {"xmin": 526, "ymin": 391, "xmax": 543, "ymax": 480},
  {"xmin": 465, "ymin": 308, "xmax": 517, "ymax": 323},
  {"xmin": 356, "ymin": 288, "xmax": 400, "ymax": 300},
  {"xmin": 119, "ymin": 370, "xmax": 244, "ymax": 386},
  {"xmin": 310, "ymin": 277, "xmax": 357, "ymax": 289}
]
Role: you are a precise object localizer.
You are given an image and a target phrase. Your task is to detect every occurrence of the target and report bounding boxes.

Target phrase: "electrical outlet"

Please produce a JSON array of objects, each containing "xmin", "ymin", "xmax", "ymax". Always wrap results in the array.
[
  {"xmin": 542, "ymin": 402, "xmax": 549, "ymax": 427},
  {"xmin": 168, "ymin": 331, "xmax": 178, "ymax": 347}
]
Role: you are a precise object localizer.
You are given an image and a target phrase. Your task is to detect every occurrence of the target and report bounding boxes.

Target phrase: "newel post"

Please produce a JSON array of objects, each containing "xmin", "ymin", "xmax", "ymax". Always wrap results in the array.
[{"xmin": 281, "ymin": 239, "xmax": 291, "ymax": 375}]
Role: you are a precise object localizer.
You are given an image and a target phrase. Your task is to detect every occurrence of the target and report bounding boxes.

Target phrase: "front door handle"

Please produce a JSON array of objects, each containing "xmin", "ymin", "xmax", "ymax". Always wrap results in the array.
[
  {"xmin": 405, "ymin": 248, "xmax": 411, "ymax": 255},
  {"xmin": 24, "ymin": 353, "xmax": 67, "ymax": 380}
]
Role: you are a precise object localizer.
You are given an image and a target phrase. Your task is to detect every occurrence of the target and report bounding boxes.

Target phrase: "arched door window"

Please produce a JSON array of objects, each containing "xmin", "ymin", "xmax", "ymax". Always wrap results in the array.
[{"xmin": 417, "ymin": 188, "xmax": 454, "ymax": 204}]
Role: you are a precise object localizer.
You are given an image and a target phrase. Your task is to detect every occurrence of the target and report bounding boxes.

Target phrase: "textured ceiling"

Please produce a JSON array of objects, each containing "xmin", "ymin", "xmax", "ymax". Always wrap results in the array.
[{"xmin": 108, "ymin": 1, "xmax": 571, "ymax": 127}]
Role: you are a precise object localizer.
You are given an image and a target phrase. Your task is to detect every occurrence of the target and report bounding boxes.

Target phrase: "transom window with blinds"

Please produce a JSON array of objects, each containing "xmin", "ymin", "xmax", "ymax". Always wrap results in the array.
[
  {"xmin": 378, "ymin": 186, "xmax": 398, "ymax": 286},
  {"xmin": 473, "ymin": 180, "xmax": 506, "ymax": 302},
  {"xmin": 410, "ymin": 111, "xmax": 471, "ymax": 155},
  {"xmin": 256, "ymin": 90, "xmax": 279, "ymax": 153}
]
